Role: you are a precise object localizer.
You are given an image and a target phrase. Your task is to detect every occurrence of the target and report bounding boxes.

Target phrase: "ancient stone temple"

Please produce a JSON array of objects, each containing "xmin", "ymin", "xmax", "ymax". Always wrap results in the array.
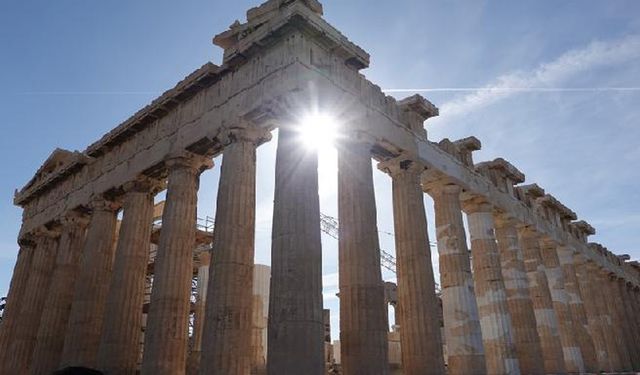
[{"xmin": 1, "ymin": 1, "xmax": 639, "ymax": 374}]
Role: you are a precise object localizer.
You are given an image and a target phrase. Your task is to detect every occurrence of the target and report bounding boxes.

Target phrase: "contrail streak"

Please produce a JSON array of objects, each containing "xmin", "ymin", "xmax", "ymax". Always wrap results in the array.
[
  {"xmin": 383, "ymin": 87, "xmax": 640, "ymax": 93},
  {"xmin": 14, "ymin": 91, "xmax": 160, "ymax": 96}
]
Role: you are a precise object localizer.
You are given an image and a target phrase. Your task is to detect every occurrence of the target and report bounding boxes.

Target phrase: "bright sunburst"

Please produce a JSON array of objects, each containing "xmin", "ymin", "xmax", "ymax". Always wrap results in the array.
[{"xmin": 297, "ymin": 112, "xmax": 339, "ymax": 151}]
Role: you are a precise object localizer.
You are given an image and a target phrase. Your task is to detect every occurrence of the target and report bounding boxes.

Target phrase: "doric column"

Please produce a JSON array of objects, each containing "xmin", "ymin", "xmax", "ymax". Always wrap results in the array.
[
  {"xmin": 429, "ymin": 184, "xmax": 486, "ymax": 374},
  {"xmin": 60, "ymin": 198, "xmax": 120, "ymax": 369},
  {"xmin": 96, "ymin": 178, "xmax": 159, "ymax": 375},
  {"xmin": 464, "ymin": 199, "xmax": 519, "ymax": 374},
  {"xmin": 557, "ymin": 246, "xmax": 598, "ymax": 373},
  {"xmin": 141, "ymin": 153, "xmax": 212, "ymax": 375},
  {"xmin": 378, "ymin": 156, "xmax": 444, "ymax": 375},
  {"xmin": 575, "ymin": 256, "xmax": 611, "ymax": 371},
  {"xmin": 187, "ymin": 251, "xmax": 210, "ymax": 375},
  {"xmin": 494, "ymin": 217, "xmax": 544, "ymax": 375},
  {"xmin": 0, "ymin": 237, "xmax": 35, "ymax": 366},
  {"xmin": 201, "ymin": 127, "xmax": 269, "ymax": 375},
  {"xmin": 617, "ymin": 279, "xmax": 640, "ymax": 371},
  {"xmin": 337, "ymin": 135, "xmax": 389, "ymax": 375},
  {"xmin": 3, "ymin": 231, "xmax": 59, "ymax": 374},
  {"xmin": 539, "ymin": 240, "xmax": 584, "ymax": 373},
  {"xmin": 518, "ymin": 229, "xmax": 565, "ymax": 374},
  {"xmin": 267, "ymin": 124, "xmax": 324, "ymax": 375},
  {"xmin": 601, "ymin": 273, "xmax": 633, "ymax": 372},
  {"xmin": 30, "ymin": 212, "xmax": 89, "ymax": 375},
  {"xmin": 589, "ymin": 264, "xmax": 621, "ymax": 371}
]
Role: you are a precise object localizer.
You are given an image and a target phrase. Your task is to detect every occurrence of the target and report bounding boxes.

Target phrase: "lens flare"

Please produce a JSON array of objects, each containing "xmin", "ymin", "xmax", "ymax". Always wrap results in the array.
[{"xmin": 298, "ymin": 113, "xmax": 339, "ymax": 150}]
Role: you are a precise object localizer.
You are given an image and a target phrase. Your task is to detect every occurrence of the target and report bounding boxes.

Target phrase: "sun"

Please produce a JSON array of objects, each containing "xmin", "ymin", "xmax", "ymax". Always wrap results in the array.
[{"xmin": 297, "ymin": 112, "xmax": 339, "ymax": 151}]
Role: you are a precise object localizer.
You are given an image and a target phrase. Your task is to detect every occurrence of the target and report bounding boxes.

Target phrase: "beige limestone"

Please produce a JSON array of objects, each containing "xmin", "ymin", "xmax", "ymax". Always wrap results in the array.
[
  {"xmin": 59, "ymin": 198, "xmax": 120, "ymax": 370},
  {"xmin": 494, "ymin": 217, "xmax": 544, "ymax": 375},
  {"xmin": 0, "ymin": 241, "xmax": 35, "ymax": 366},
  {"xmin": 141, "ymin": 154, "xmax": 212, "ymax": 375},
  {"xmin": 337, "ymin": 136, "xmax": 389, "ymax": 375},
  {"xmin": 602, "ymin": 274, "xmax": 633, "ymax": 372},
  {"xmin": 30, "ymin": 213, "xmax": 89, "ymax": 375},
  {"xmin": 188, "ymin": 251, "xmax": 211, "ymax": 375},
  {"xmin": 465, "ymin": 200, "xmax": 520, "ymax": 375},
  {"xmin": 617, "ymin": 279, "xmax": 640, "ymax": 371},
  {"xmin": 97, "ymin": 179, "xmax": 158, "ymax": 375},
  {"xmin": 201, "ymin": 127, "xmax": 269, "ymax": 375},
  {"xmin": 378, "ymin": 156, "xmax": 444, "ymax": 375},
  {"xmin": 251, "ymin": 265, "xmax": 270, "ymax": 375},
  {"xmin": 557, "ymin": 246, "xmax": 598, "ymax": 373},
  {"xmin": 591, "ymin": 267, "xmax": 622, "ymax": 371},
  {"xmin": 267, "ymin": 125, "xmax": 324, "ymax": 375},
  {"xmin": 429, "ymin": 184, "xmax": 486, "ymax": 374},
  {"xmin": 3, "ymin": 233, "xmax": 59, "ymax": 374}
]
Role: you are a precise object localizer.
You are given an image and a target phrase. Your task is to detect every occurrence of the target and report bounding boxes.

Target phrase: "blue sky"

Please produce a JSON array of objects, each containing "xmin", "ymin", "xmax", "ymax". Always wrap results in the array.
[{"xmin": 1, "ymin": 0, "xmax": 639, "ymax": 339}]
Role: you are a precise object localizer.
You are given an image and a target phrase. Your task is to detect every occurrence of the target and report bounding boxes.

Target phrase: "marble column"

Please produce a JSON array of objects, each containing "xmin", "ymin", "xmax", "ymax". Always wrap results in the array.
[
  {"xmin": 617, "ymin": 279, "xmax": 640, "ymax": 371},
  {"xmin": 602, "ymin": 274, "xmax": 633, "ymax": 372},
  {"xmin": 337, "ymin": 136, "xmax": 389, "ymax": 375},
  {"xmin": 202, "ymin": 127, "xmax": 268, "ymax": 375},
  {"xmin": 0, "ymin": 238, "xmax": 35, "ymax": 366},
  {"xmin": 141, "ymin": 154, "xmax": 211, "ymax": 375},
  {"xmin": 379, "ymin": 157, "xmax": 444, "ymax": 375},
  {"xmin": 430, "ymin": 184, "xmax": 486, "ymax": 374},
  {"xmin": 575, "ymin": 256, "xmax": 610, "ymax": 371},
  {"xmin": 3, "ymin": 231, "xmax": 59, "ymax": 374},
  {"xmin": 556, "ymin": 246, "xmax": 598, "ymax": 373},
  {"xmin": 590, "ymin": 266, "xmax": 622, "ymax": 371},
  {"xmin": 518, "ymin": 228, "xmax": 565, "ymax": 374},
  {"xmin": 494, "ymin": 217, "xmax": 544, "ymax": 375},
  {"xmin": 188, "ymin": 251, "xmax": 210, "ymax": 375},
  {"xmin": 97, "ymin": 178, "xmax": 157, "ymax": 375},
  {"xmin": 465, "ymin": 200, "xmax": 519, "ymax": 374},
  {"xmin": 30, "ymin": 213, "xmax": 89, "ymax": 375},
  {"xmin": 267, "ymin": 126, "xmax": 324, "ymax": 375},
  {"xmin": 539, "ymin": 240, "xmax": 584, "ymax": 373},
  {"xmin": 60, "ymin": 198, "xmax": 120, "ymax": 369}
]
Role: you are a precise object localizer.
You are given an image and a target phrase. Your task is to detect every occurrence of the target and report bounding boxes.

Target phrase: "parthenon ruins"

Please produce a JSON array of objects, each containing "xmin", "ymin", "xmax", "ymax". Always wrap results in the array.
[{"xmin": 1, "ymin": 0, "xmax": 639, "ymax": 374}]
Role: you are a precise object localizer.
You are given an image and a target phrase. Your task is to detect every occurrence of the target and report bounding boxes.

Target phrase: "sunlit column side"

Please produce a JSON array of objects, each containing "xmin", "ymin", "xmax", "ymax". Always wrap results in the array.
[
  {"xmin": 588, "ymin": 263, "xmax": 621, "ymax": 371},
  {"xmin": 557, "ymin": 246, "xmax": 598, "ymax": 373},
  {"xmin": 601, "ymin": 273, "xmax": 634, "ymax": 372},
  {"xmin": 518, "ymin": 228, "xmax": 566, "ymax": 374},
  {"xmin": 539, "ymin": 240, "xmax": 584, "ymax": 374},
  {"xmin": 0, "ymin": 236, "xmax": 35, "ymax": 366},
  {"xmin": 616, "ymin": 278, "xmax": 640, "ymax": 371},
  {"xmin": 267, "ymin": 125, "xmax": 324, "ymax": 375},
  {"xmin": 60, "ymin": 198, "xmax": 120, "ymax": 369},
  {"xmin": 3, "ymin": 231, "xmax": 59, "ymax": 374},
  {"xmin": 428, "ymin": 183, "xmax": 486, "ymax": 374},
  {"xmin": 141, "ymin": 153, "xmax": 212, "ymax": 375},
  {"xmin": 188, "ymin": 250, "xmax": 210, "ymax": 375},
  {"xmin": 494, "ymin": 216, "xmax": 544, "ymax": 375},
  {"xmin": 202, "ymin": 127, "xmax": 269, "ymax": 375},
  {"xmin": 378, "ymin": 156, "xmax": 445, "ymax": 375},
  {"xmin": 30, "ymin": 212, "xmax": 89, "ymax": 375},
  {"xmin": 337, "ymin": 134, "xmax": 389, "ymax": 375},
  {"xmin": 97, "ymin": 178, "xmax": 158, "ymax": 375},
  {"xmin": 574, "ymin": 255, "xmax": 611, "ymax": 371}
]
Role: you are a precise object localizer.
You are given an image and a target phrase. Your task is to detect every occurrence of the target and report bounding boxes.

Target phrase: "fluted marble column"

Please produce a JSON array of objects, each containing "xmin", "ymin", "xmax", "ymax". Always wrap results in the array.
[
  {"xmin": 539, "ymin": 240, "xmax": 584, "ymax": 374},
  {"xmin": 267, "ymin": 126, "xmax": 324, "ymax": 375},
  {"xmin": 494, "ymin": 218, "xmax": 543, "ymax": 375},
  {"xmin": 557, "ymin": 246, "xmax": 598, "ymax": 373},
  {"xmin": 0, "ymin": 238, "xmax": 35, "ymax": 366},
  {"xmin": 188, "ymin": 251, "xmax": 210, "ymax": 375},
  {"xmin": 30, "ymin": 213, "xmax": 89, "ymax": 375},
  {"xmin": 601, "ymin": 274, "xmax": 633, "ymax": 372},
  {"xmin": 430, "ymin": 184, "xmax": 486, "ymax": 374},
  {"xmin": 575, "ymin": 256, "xmax": 610, "ymax": 371},
  {"xmin": 97, "ymin": 178, "xmax": 157, "ymax": 375},
  {"xmin": 590, "ymin": 265, "xmax": 621, "ymax": 371},
  {"xmin": 337, "ymin": 137, "xmax": 389, "ymax": 375},
  {"xmin": 465, "ymin": 200, "xmax": 519, "ymax": 374},
  {"xmin": 202, "ymin": 127, "xmax": 268, "ymax": 375},
  {"xmin": 518, "ymin": 229, "xmax": 565, "ymax": 374},
  {"xmin": 379, "ymin": 157, "xmax": 444, "ymax": 375},
  {"xmin": 60, "ymin": 198, "xmax": 120, "ymax": 369},
  {"xmin": 3, "ymin": 232, "xmax": 59, "ymax": 374},
  {"xmin": 141, "ymin": 154, "xmax": 211, "ymax": 375},
  {"xmin": 617, "ymin": 279, "xmax": 640, "ymax": 371}
]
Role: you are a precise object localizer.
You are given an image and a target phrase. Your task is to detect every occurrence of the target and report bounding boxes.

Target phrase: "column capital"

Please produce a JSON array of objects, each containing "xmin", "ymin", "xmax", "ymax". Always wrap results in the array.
[
  {"xmin": 219, "ymin": 124, "xmax": 272, "ymax": 146},
  {"xmin": 123, "ymin": 176, "xmax": 164, "ymax": 195},
  {"xmin": 493, "ymin": 211, "xmax": 519, "ymax": 228},
  {"xmin": 377, "ymin": 154, "xmax": 425, "ymax": 178},
  {"xmin": 33, "ymin": 226, "xmax": 62, "ymax": 239},
  {"xmin": 165, "ymin": 152, "xmax": 214, "ymax": 174},
  {"xmin": 424, "ymin": 181, "xmax": 461, "ymax": 196},
  {"xmin": 89, "ymin": 196, "xmax": 122, "ymax": 213},
  {"xmin": 61, "ymin": 210, "xmax": 91, "ymax": 229},
  {"xmin": 462, "ymin": 196, "xmax": 493, "ymax": 214},
  {"xmin": 18, "ymin": 233, "xmax": 37, "ymax": 248}
]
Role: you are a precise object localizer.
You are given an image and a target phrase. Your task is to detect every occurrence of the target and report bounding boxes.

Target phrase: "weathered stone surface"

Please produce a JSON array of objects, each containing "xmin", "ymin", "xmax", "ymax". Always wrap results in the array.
[
  {"xmin": 201, "ymin": 127, "xmax": 268, "ymax": 375},
  {"xmin": 188, "ymin": 251, "xmax": 210, "ymax": 375},
  {"xmin": 494, "ymin": 218, "xmax": 544, "ymax": 375},
  {"xmin": 267, "ymin": 126, "xmax": 324, "ymax": 375},
  {"xmin": 601, "ymin": 274, "xmax": 633, "ymax": 372},
  {"xmin": 141, "ymin": 154, "xmax": 211, "ymax": 375},
  {"xmin": 97, "ymin": 179, "xmax": 158, "ymax": 375},
  {"xmin": 338, "ymin": 136, "xmax": 389, "ymax": 375},
  {"xmin": 616, "ymin": 279, "xmax": 640, "ymax": 371},
  {"xmin": 379, "ymin": 157, "xmax": 444, "ymax": 375},
  {"xmin": 30, "ymin": 213, "xmax": 89, "ymax": 375},
  {"xmin": 60, "ymin": 199, "xmax": 120, "ymax": 369},
  {"xmin": 429, "ymin": 184, "xmax": 486, "ymax": 374}
]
